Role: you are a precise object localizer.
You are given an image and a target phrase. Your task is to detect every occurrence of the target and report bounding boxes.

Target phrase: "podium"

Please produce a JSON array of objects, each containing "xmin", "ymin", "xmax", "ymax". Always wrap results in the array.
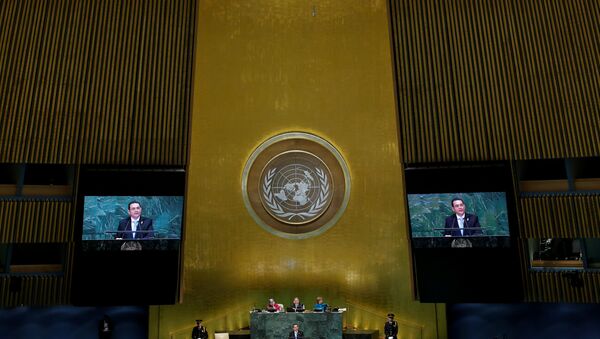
[{"xmin": 250, "ymin": 311, "xmax": 343, "ymax": 339}]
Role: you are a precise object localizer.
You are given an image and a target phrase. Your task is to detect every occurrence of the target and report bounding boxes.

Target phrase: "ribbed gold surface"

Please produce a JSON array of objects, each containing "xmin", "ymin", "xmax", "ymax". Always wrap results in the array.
[
  {"xmin": 0, "ymin": 275, "xmax": 68, "ymax": 307},
  {"xmin": 520, "ymin": 194, "xmax": 600, "ymax": 238},
  {"xmin": 0, "ymin": 243, "xmax": 74, "ymax": 307},
  {"xmin": 572, "ymin": 194, "xmax": 600, "ymax": 237},
  {"xmin": 524, "ymin": 270, "xmax": 600, "ymax": 303},
  {"xmin": 0, "ymin": 0, "xmax": 196, "ymax": 165},
  {"xmin": 518, "ymin": 194, "xmax": 600, "ymax": 303},
  {"xmin": 0, "ymin": 200, "xmax": 73, "ymax": 243},
  {"xmin": 0, "ymin": 199, "xmax": 74, "ymax": 306},
  {"xmin": 390, "ymin": 0, "xmax": 600, "ymax": 163}
]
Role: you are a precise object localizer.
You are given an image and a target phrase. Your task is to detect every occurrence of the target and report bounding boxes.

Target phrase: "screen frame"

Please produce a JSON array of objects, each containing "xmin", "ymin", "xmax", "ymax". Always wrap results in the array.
[
  {"xmin": 74, "ymin": 166, "xmax": 186, "ymax": 243},
  {"xmin": 81, "ymin": 195, "xmax": 185, "ymax": 242},
  {"xmin": 403, "ymin": 162, "xmax": 523, "ymax": 302},
  {"xmin": 72, "ymin": 166, "xmax": 186, "ymax": 305},
  {"xmin": 404, "ymin": 162, "xmax": 518, "ymax": 249}
]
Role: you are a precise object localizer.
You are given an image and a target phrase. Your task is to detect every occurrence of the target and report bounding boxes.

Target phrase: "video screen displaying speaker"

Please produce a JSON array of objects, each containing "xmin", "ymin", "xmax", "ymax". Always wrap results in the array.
[
  {"xmin": 72, "ymin": 167, "xmax": 185, "ymax": 305},
  {"xmin": 405, "ymin": 163, "xmax": 522, "ymax": 302},
  {"xmin": 407, "ymin": 191, "xmax": 510, "ymax": 248},
  {"xmin": 405, "ymin": 163, "xmax": 515, "ymax": 249},
  {"xmin": 81, "ymin": 195, "xmax": 183, "ymax": 251}
]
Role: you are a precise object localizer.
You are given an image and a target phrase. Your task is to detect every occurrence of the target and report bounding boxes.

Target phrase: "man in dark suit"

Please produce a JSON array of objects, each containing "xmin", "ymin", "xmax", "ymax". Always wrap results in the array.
[
  {"xmin": 443, "ymin": 198, "xmax": 482, "ymax": 237},
  {"xmin": 115, "ymin": 201, "xmax": 154, "ymax": 239},
  {"xmin": 288, "ymin": 323, "xmax": 303, "ymax": 339},
  {"xmin": 192, "ymin": 319, "xmax": 208, "ymax": 339}
]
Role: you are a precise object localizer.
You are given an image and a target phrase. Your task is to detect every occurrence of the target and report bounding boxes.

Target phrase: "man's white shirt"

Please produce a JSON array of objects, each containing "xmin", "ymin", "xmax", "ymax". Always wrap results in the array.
[
  {"xmin": 131, "ymin": 217, "xmax": 140, "ymax": 238},
  {"xmin": 457, "ymin": 214, "xmax": 465, "ymax": 236}
]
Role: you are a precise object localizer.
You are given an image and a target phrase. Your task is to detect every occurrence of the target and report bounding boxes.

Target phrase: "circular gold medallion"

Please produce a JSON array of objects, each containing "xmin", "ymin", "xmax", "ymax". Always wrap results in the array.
[
  {"xmin": 242, "ymin": 132, "xmax": 351, "ymax": 239},
  {"xmin": 260, "ymin": 151, "xmax": 333, "ymax": 225}
]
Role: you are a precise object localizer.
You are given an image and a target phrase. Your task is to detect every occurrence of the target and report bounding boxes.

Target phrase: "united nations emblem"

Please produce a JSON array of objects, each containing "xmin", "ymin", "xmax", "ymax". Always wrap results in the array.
[
  {"xmin": 242, "ymin": 132, "xmax": 350, "ymax": 239},
  {"xmin": 261, "ymin": 151, "xmax": 332, "ymax": 224}
]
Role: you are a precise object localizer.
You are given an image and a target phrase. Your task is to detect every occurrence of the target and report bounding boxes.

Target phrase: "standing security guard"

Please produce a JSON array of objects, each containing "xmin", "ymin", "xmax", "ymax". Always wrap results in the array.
[
  {"xmin": 192, "ymin": 319, "xmax": 208, "ymax": 339},
  {"xmin": 384, "ymin": 313, "xmax": 398, "ymax": 339}
]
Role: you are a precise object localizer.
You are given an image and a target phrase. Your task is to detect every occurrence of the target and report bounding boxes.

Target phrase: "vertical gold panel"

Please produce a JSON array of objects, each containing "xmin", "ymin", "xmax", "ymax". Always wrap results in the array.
[
  {"xmin": 0, "ymin": 200, "xmax": 73, "ymax": 243},
  {"xmin": 0, "ymin": 0, "xmax": 195, "ymax": 165},
  {"xmin": 152, "ymin": 1, "xmax": 442, "ymax": 338},
  {"xmin": 520, "ymin": 194, "xmax": 600, "ymax": 239},
  {"xmin": 524, "ymin": 271, "xmax": 600, "ymax": 303},
  {"xmin": 390, "ymin": 0, "xmax": 600, "ymax": 163},
  {"xmin": 0, "ymin": 275, "xmax": 69, "ymax": 307},
  {"xmin": 519, "ymin": 193, "xmax": 600, "ymax": 303},
  {"xmin": 0, "ymin": 199, "xmax": 74, "ymax": 306}
]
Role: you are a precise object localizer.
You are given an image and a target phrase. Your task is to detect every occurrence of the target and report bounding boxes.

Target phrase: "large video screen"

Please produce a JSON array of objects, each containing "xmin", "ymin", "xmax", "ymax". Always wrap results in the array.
[
  {"xmin": 405, "ymin": 164, "xmax": 515, "ymax": 249},
  {"xmin": 408, "ymin": 192, "xmax": 509, "ymax": 238},
  {"xmin": 405, "ymin": 163, "xmax": 522, "ymax": 302},
  {"xmin": 82, "ymin": 196, "xmax": 184, "ymax": 241},
  {"xmin": 73, "ymin": 168, "xmax": 185, "ymax": 305}
]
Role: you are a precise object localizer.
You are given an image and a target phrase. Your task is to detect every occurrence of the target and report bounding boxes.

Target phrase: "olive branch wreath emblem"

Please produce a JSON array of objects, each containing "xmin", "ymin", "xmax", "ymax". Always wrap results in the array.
[{"xmin": 262, "ymin": 167, "xmax": 330, "ymax": 221}]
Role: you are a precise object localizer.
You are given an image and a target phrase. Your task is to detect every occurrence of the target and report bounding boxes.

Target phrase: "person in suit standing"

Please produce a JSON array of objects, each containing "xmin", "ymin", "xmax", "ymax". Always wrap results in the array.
[
  {"xmin": 443, "ymin": 198, "xmax": 482, "ymax": 237},
  {"xmin": 290, "ymin": 297, "xmax": 305, "ymax": 312},
  {"xmin": 115, "ymin": 201, "xmax": 154, "ymax": 239},
  {"xmin": 288, "ymin": 323, "xmax": 304, "ymax": 339},
  {"xmin": 384, "ymin": 313, "xmax": 398, "ymax": 339},
  {"xmin": 192, "ymin": 319, "xmax": 208, "ymax": 339}
]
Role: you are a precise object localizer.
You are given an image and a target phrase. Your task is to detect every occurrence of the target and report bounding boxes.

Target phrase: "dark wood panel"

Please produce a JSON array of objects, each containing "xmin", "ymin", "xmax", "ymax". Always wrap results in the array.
[
  {"xmin": 0, "ymin": 200, "xmax": 73, "ymax": 243},
  {"xmin": 524, "ymin": 270, "xmax": 600, "ymax": 303},
  {"xmin": 0, "ymin": 275, "xmax": 69, "ymax": 307},
  {"xmin": 520, "ymin": 194, "xmax": 600, "ymax": 239},
  {"xmin": 0, "ymin": 0, "xmax": 196, "ymax": 165},
  {"xmin": 390, "ymin": 0, "xmax": 600, "ymax": 163}
]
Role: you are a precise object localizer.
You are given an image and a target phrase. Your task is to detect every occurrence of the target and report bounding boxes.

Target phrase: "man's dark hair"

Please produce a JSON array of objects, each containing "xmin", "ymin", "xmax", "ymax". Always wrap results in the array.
[
  {"xmin": 128, "ymin": 201, "xmax": 142, "ymax": 210},
  {"xmin": 450, "ymin": 198, "xmax": 464, "ymax": 207}
]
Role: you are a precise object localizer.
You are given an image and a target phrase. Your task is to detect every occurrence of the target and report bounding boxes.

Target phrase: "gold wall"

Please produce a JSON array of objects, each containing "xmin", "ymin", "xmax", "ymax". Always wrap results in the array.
[{"xmin": 151, "ymin": 1, "xmax": 443, "ymax": 338}]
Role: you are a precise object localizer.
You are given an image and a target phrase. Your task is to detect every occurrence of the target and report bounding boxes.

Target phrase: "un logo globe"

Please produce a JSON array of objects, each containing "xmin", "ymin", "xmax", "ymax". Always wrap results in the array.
[
  {"xmin": 260, "ymin": 151, "xmax": 333, "ymax": 224},
  {"xmin": 242, "ymin": 132, "xmax": 351, "ymax": 239}
]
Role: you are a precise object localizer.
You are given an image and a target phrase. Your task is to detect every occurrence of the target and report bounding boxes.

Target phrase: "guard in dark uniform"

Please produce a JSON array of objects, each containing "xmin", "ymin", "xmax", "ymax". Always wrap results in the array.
[
  {"xmin": 192, "ymin": 319, "xmax": 208, "ymax": 339},
  {"xmin": 384, "ymin": 313, "xmax": 398, "ymax": 339}
]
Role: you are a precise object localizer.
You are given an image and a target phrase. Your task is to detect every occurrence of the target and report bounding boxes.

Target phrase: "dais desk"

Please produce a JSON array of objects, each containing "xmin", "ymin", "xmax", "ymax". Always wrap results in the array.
[{"xmin": 250, "ymin": 311, "xmax": 343, "ymax": 339}]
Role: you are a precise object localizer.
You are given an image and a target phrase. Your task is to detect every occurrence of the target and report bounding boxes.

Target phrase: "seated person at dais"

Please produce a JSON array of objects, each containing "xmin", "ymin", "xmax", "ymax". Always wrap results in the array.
[
  {"xmin": 266, "ymin": 298, "xmax": 283, "ymax": 312},
  {"xmin": 313, "ymin": 296, "xmax": 328, "ymax": 312},
  {"xmin": 288, "ymin": 297, "xmax": 305, "ymax": 312}
]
